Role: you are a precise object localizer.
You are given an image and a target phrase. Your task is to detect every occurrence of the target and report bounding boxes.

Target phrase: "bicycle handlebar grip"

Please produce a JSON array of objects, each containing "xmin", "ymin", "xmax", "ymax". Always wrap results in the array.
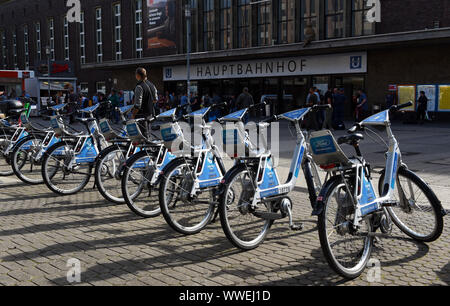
[
  {"xmin": 390, "ymin": 101, "xmax": 413, "ymax": 112},
  {"xmin": 312, "ymin": 104, "xmax": 331, "ymax": 111}
]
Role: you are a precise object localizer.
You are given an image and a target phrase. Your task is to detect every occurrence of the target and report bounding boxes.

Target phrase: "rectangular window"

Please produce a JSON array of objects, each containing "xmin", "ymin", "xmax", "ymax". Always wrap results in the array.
[
  {"xmin": 23, "ymin": 25, "xmax": 29, "ymax": 69},
  {"xmin": 203, "ymin": 0, "xmax": 215, "ymax": 51},
  {"xmin": 0, "ymin": 30, "xmax": 8, "ymax": 69},
  {"xmin": 257, "ymin": 1, "xmax": 272, "ymax": 46},
  {"xmin": 278, "ymin": 0, "xmax": 296, "ymax": 44},
  {"xmin": 13, "ymin": 29, "xmax": 18, "ymax": 69},
  {"xmin": 113, "ymin": 3, "xmax": 121, "ymax": 60},
  {"xmin": 1, "ymin": 30, "xmax": 6, "ymax": 69},
  {"xmin": 301, "ymin": 0, "xmax": 318, "ymax": 41},
  {"xmin": 48, "ymin": 18, "xmax": 55, "ymax": 61},
  {"xmin": 219, "ymin": 0, "xmax": 232, "ymax": 50},
  {"xmin": 325, "ymin": 0, "xmax": 344, "ymax": 39},
  {"xmin": 63, "ymin": 17, "xmax": 70, "ymax": 60},
  {"xmin": 352, "ymin": 0, "xmax": 375, "ymax": 36},
  {"xmin": 135, "ymin": 0, "xmax": 143, "ymax": 58},
  {"xmin": 79, "ymin": 12, "xmax": 86, "ymax": 64},
  {"xmin": 35, "ymin": 22, "xmax": 41, "ymax": 60},
  {"xmin": 80, "ymin": 82, "xmax": 89, "ymax": 94},
  {"xmin": 95, "ymin": 8, "xmax": 103, "ymax": 63},
  {"xmin": 96, "ymin": 81, "xmax": 106, "ymax": 95},
  {"xmin": 237, "ymin": 0, "xmax": 251, "ymax": 48}
]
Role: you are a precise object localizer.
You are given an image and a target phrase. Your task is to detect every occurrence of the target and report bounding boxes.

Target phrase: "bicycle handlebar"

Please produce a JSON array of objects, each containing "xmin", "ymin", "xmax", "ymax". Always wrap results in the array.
[{"xmin": 390, "ymin": 101, "xmax": 413, "ymax": 112}]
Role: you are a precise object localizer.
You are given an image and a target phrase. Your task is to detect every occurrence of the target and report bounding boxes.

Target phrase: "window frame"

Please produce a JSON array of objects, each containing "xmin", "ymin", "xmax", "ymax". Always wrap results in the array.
[
  {"xmin": 95, "ymin": 7, "xmax": 103, "ymax": 63},
  {"xmin": 325, "ymin": 0, "xmax": 345, "ymax": 39},
  {"xmin": 237, "ymin": 0, "xmax": 251, "ymax": 48},
  {"xmin": 134, "ymin": 0, "xmax": 143, "ymax": 58},
  {"xmin": 35, "ymin": 22, "xmax": 41, "ymax": 61},
  {"xmin": 79, "ymin": 12, "xmax": 86, "ymax": 64},
  {"xmin": 113, "ymin": 2, "xmax": 122, "ymax": 61}
]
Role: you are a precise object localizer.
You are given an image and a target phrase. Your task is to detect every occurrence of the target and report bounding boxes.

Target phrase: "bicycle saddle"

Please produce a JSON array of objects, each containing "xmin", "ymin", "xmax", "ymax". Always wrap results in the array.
[
  {"xmin": 338, "ymin": 133, "xmax": 364, "ymax": 145},
  {"xmin": 76, "ymin": 117, "xmax": 96, "ymax": 124},
  {"xmin": 79, "ymin": 104, "xmax": 100, "ymax": 114}
]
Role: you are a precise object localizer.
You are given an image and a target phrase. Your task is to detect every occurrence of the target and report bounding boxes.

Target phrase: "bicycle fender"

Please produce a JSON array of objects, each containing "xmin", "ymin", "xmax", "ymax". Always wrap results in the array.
[{"xmin": 312, "ymin": 175, "xmax": 342, "ymax": 216}]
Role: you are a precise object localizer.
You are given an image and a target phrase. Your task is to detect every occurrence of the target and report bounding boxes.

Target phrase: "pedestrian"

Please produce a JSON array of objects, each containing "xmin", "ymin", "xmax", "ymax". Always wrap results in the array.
[
  {"xmin": 109, "ymin": 89, "xmax": 120, "ymax": 123},
  {"xmin": 190, "ymin": 92, "xmax": 200, "ymax": 112},
  {"xmin": 157, "ymin": 94, "xmax": 167, "ymax": 114},
  {"xmin": 236, "ymin": 88, "xmax": 254, "ymax": 109},
  {"xmin": 68, "ymin": 87, "xmax": 78, "ymax": 124},
  {"xmin": 356, "ymin": 89, "xmax": 369, "ymax": 122},
  {"xmin": 385, "ymin": 91, "xmax": 395, "ymax": 110},
  {"xmin": 332, "ymin": 88, "xmax": 346, "ymax": 130},
  {"xmin": 118, "ymin": 90, "xmax": 125, "ymax": 107},
  {"xmin": 417, "ymin": 91, "xmax": 428, "ymax": 125},
  {"xmin": 322, "ymin": 95, "xmax": 334, "ymax": 130},
  {"xmin": 132, "ymin": 67, "xmax": 157, "ymax": 137},
  {"xmin": 305, "ymin": 87, "xmax": 319, "ymax": 131}
]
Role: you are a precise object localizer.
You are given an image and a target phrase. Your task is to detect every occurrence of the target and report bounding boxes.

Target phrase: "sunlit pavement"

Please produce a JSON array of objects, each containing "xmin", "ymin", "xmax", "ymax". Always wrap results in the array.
[{"xmin": 0, "ymin": 119, "xmax": 448, "ymax": 286}]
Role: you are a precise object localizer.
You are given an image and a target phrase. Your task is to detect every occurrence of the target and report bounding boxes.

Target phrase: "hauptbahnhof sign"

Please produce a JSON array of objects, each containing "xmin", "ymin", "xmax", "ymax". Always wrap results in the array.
[{"xmin": 163, "ymin": 52, "xmax": 367, "ymax": 81}]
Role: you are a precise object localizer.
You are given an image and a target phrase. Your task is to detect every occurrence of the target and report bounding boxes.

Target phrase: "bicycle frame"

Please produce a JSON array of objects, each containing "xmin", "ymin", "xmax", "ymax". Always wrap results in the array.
[
  {"xmin": 351, "ymin": 110, "xmax": 402, "ymax": 225},
  {"xmin": 159, "ymin": 107, "xmax": 227, "ymax": 196},
  {"xmin": 244, "ymin": 109, "xmax": 313, "ymax": 205}
]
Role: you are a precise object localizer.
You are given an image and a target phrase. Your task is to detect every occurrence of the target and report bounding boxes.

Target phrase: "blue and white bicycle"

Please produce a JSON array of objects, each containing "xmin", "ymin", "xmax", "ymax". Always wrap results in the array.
[
  {"xmin": 311, "ymin": 102, "xmax": 445, "ymax": 279},
  {"xmin": 41, "ymin": 104, "xmax": 108, "ymax": 195},
  {"xmin": 158, "ymin": 103, "xmax": 232, "ymax": 235},
  {"xmin": 218, "ymin": 105, "xmax": 326, "ymax": 250},
  {"xmin": 0, "ymin": 110, "xmax": 28, "ymax": 176}
]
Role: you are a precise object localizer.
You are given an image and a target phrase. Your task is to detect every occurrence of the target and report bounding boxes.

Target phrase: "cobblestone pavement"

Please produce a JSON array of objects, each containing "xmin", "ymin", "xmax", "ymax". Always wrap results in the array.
[{"xmin": 0, "ymin": 122, "xmax": 449, "ymax": 286}]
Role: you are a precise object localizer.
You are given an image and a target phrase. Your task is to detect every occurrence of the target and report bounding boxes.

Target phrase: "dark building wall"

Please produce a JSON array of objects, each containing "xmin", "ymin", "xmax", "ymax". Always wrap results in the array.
[
  {"xmin": 367, "ymin": 42, "xmax": 450, "ymax": 106},
  {"xmin": 378, "ymin": 0, "xmax": 450, "ymax": 34}
]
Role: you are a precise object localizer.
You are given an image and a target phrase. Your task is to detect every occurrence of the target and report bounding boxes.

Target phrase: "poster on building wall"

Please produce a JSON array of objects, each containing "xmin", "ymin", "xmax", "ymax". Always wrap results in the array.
[
  {"xmin": 438, "ymin": 85, "xmax": 450, "ymax": 112},
  {"xmin": 146, "ymin": 0, "xmax": 176, "ymax": 51},
  {"xmin": 417, "ymin": 85, "xmax": 437, "ymax": 112},
  {"xmin": 398, "ymin": 85, "xmax": 416, "ymax": 111}
]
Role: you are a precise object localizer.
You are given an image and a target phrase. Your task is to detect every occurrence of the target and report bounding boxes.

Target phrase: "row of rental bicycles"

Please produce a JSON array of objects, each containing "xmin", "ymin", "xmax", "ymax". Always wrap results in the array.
[{"xmin": 0, "ymin": 101, "xmax": 446, "ymax": 279}]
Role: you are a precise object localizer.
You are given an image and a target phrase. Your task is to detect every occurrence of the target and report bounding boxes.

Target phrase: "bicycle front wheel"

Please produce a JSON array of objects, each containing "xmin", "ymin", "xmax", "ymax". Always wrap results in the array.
[
  {"xmin": 11, "ymin": 136, "xmax": 45, "ymax": 185},
  {"xmin": 121, "ymin": 150, "xmax": 160, "ymax": 218},
  {"xmin": 318, "ymin": 177, "xmax": 373, "ymax": 279},
  {"xmin": 0, "ymin": 141, "xmax": 13, "ymax": 176},
  {"xmin": 42, "ymin": 141, "xmax": 93, "ymax": 195},
  {"xmin": 379, "ymin": 167, "xmax": 444, "ymax": 242},
  {"xmin": 159, "ymin": 158, "xmax": 215, "ymax": 235},
  {"xmin": 219, "ymin": 167, "xmax": 273, "ymax": 250},
  {"xmin": 95, "ymin": 144, "xmax": 128, "ymax": 204}
]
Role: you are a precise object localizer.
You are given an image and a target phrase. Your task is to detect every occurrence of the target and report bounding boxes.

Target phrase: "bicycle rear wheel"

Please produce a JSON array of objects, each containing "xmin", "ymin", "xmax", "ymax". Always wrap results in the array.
[
  {"xmin": 42, "ymin": 141, "xmax": 93, "ymax": 195},
  {"xmin": 159, "ymin": 158, "xmax": 215, "ymax": 235},
  {"xmin": 11, "ymin": 136, "xmax": 45, "ymax": 185},
  {"xmin": 318, "ymin": 176, "xmax": 373, "ymax": 279},
  {"xmin": 378, "ymin": 167, "xmax": 444, "ymax": 242}
]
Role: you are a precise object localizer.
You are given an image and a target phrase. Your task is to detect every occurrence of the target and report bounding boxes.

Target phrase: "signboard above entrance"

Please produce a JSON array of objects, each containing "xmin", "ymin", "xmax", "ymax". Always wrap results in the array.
[{"xmin": 163, "ymin": 52, "xmax": 367, "ymax": 81}]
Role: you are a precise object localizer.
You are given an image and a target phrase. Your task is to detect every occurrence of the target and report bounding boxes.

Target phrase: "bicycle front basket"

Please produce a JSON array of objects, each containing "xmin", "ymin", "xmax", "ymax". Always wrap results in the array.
[
  {"xmin": 99, "ymin": 119, "xmax": 117, "ymax": 141},
  {"xmin": 126, "ymin": 120, "xmax": 147, "ymax": 143},
  {"xmin": 160, "ymin": 122, "xmax": 185, "ymax": 153},
  {"xmin": 50, "ymin": 116, "xmax": 66, "ymax": 137},
  {"xmin": 309, "ymin": 130, "xmax": 350, "ymax": 169}
]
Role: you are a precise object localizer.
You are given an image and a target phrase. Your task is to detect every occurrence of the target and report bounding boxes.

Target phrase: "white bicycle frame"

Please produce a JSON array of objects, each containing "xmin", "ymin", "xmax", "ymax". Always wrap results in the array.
[
  {"xmin": 250, "ymin": 117, "xmax": 308, "ymax": 207},
  {"xmin": 347, "ymin": 111, "xmax": 403, "ymax": 227}
]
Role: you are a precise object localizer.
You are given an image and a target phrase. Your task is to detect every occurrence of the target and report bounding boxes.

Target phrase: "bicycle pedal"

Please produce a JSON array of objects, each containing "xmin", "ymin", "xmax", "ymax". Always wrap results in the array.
[
  {"xmin": 253, "ymin": 212, "xmax": 285, "ymax": 221},
  {"xmin": 381, "ymin": 201, "xmax": 396, "ymax": 207},
  {"xmin": 290, "ymin": 224, "xmax": 303, "ymax": 231}
]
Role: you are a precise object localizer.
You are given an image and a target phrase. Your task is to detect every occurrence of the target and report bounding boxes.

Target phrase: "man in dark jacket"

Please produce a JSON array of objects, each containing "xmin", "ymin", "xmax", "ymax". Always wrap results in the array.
[
  {"xmin": 132, "ymin": 67, "xmax": 157, "ymax": 119},
  {"xmin": 132, "ymin": 68, "xmax": 158, "ymax": 135},
  {"xmin": 417, "ymin": 91, "xmax": 428, "ymax": 125},
  {"xmin": 236, "ymin": 88, "xmax": 254, "ymax": 109}
]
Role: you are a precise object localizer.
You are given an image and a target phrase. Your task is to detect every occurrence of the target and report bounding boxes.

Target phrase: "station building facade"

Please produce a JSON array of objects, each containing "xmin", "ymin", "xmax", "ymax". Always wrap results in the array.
[{"xmin": 0, "ymin": 0, "xmax": 449, "ymax": 116}]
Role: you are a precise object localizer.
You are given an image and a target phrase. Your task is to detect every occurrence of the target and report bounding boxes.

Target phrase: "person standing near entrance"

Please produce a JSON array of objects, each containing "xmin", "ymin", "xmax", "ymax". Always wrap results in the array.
[
  {"xmin": 417, "ymin": 91, "xmax": 428, "ymax": 125},
  {"xmin": 236, "ymin": 88, "xmax": 254, "ymax": 122},
  {"xmin": 132, "ymin": 68, "xmax": 157, "ymax": 135},
  {"xmin": 356, "ymin": 89, "xmax": 368, "ymax": 122},
  {"xmin": 305, "ymin": 87, "xmax": 319, "ymax": 131}
]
